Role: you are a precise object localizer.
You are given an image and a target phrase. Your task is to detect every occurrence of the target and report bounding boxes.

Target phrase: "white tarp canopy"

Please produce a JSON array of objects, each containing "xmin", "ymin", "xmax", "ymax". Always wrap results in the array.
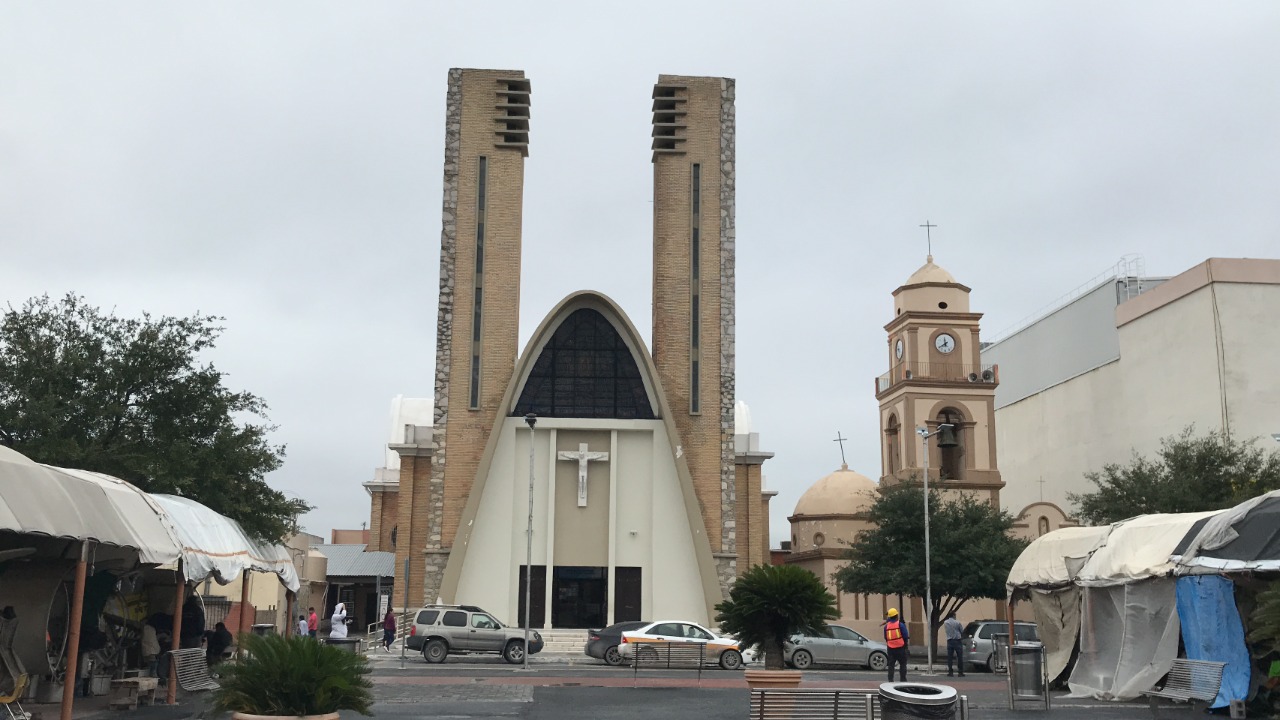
[
  {"xmin": 1007, "ymin": 525, "xmax": 1113, "ymax": 594},
  {"xmin": 152, "ymin": 494, "xmax": 300, "ymax": 592},
  {"xmin": 0, "ymin": 446, "xmax": 298, "ymax": 592},
  {"xmin": 0, "ymin": 446, "xmax": 181, "ymax": 562},
  {"xmin": 1074, "ymin": 511, "xmax": 1223, "ymax": 587}
]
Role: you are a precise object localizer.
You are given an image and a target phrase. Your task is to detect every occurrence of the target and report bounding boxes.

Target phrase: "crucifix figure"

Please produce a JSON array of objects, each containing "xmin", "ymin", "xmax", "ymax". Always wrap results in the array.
[{"xmin": 556, "ymin": 443, "xmax": 609, "ymax": 507}]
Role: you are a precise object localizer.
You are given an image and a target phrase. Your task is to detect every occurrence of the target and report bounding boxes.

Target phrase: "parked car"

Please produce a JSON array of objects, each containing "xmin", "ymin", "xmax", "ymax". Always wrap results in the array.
[
  {"xmin": 404, "ymin": 604, "xmax": 544, "ymax": 664},
  {"xmin": 584, "ymin": 621, "xmax": 649, "ymax": 666},
  {"xmin": 783, "ymin": 624, "xmax": 888, "ymax": 671},
  {"xmin": 618, "ymin": 620, "xmax": 745, "ymax": 670},
  {"xmin": 962, "ymin": 620, "xmax": 1038, "ymax": 672}
]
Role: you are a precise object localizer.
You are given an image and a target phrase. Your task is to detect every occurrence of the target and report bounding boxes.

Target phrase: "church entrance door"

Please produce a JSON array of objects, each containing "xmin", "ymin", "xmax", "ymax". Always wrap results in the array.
[
  {"xmin": 551, "ymin": 566, "xmax": 606, "ymax": 629},
  {"xmin": 517, "ymin": 565, "xmax": 546, "ymax": 629},
  {"xmin": 614, "ymin": 567, "xmax": 642, "ymax": 622}
]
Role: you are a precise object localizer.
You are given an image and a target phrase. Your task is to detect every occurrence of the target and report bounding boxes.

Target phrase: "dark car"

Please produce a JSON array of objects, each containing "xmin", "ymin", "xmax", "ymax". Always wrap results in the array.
[{"xmin": 584, "ymin": 621, "xmax": 648, "ymax": 666}]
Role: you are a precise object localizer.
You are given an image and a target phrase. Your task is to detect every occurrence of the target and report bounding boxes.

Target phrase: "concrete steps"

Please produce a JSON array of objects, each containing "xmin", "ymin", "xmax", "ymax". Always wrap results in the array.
[{"xmin": 534, "ymin": 630, "xmax": 590, "ymax": 656}]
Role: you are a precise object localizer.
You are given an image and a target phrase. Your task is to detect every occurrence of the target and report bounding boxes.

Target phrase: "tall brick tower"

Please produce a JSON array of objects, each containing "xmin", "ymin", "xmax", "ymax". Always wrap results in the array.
[
  {"xmin": 398, "ymin": 68, "xmax": 531, "ymax": 608},
  {"xmin": 650, "ymin": 75, "xmax": 738, "ymax": 592}
]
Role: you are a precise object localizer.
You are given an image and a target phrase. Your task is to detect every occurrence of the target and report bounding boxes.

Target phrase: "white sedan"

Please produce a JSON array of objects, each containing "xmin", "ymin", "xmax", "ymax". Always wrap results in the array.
[{"xmin": 618, "ymin": 620, "xmax": 745, "ymax": 670}]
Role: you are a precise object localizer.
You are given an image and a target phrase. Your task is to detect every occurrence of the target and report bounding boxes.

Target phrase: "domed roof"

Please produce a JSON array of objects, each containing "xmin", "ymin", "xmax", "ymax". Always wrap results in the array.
[
  {"xmin": 793, "ymin": 464, "xmax": 878, "ymax": 517},
  {"xmin": 904, "ymin": 255, "xmax": 958, "ymax": 286}
]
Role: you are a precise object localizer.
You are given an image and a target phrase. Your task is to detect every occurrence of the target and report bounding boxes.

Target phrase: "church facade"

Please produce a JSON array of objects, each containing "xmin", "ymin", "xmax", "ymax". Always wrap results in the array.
[{"xmin": 365, "ymin": 69, "xmax": 772, "ymax": 629}]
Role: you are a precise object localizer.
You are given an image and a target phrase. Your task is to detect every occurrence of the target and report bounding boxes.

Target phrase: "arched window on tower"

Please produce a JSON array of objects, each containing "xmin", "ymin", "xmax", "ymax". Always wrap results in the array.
[
  {"xmin": 885, "ymin": 414, "xmax": 900, "ymax": 476},
  {"xmin": 937, "ymin": 408, "xmax": 965, "ymax": 480}
]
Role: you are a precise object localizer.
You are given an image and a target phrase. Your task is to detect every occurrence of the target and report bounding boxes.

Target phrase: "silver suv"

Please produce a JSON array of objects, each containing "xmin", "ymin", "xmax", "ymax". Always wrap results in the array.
[
  {"xmin": 962, "ymin": 620, "xmax": 1038, "ymax": 672},
  {"xmin": 403, "ymin": 604, "xmax": 544, "ymax": 664}
]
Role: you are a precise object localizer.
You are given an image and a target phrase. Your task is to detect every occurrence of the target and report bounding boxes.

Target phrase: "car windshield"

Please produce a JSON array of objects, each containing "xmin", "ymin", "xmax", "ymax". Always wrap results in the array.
[
  {"xmin": 962, "ymin": 622, "xmax": 979, "ymax": 639},
  {"xmin": 603, "ymin": 621, "xmax": 646, "ymax": 634}
]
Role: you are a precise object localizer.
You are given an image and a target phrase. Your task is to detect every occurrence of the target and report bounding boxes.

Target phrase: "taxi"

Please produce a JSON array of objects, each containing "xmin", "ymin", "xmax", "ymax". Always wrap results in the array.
[{"xmin": 618, "ymin": 620, "xmax": 745, "ymax": 669}]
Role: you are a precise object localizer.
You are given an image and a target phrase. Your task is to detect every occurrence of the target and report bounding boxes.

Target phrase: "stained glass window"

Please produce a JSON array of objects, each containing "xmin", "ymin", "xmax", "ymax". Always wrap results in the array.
[{"xmin": 512, "ymin": 308, "xmax": 655, "ymax": 419}]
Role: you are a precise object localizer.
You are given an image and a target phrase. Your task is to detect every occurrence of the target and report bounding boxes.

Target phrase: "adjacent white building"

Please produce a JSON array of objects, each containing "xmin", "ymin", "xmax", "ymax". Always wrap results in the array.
[{"xmin": 982, "ymin": 257, "xmax": 1280, "ymax": 533}]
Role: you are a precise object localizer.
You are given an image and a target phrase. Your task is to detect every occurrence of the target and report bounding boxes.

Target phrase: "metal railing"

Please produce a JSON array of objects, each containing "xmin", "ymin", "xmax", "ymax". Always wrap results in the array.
[
  {"xmin": 362, "ymin": 612, "xmax": 414, "ymax": 652},
  {"xmin": 749, "ymin": 689, "xmax": 969, "ymax": 720},
  {"xmin": 876, "ymin": 362, "xmax": 998, "ymax": 393}
]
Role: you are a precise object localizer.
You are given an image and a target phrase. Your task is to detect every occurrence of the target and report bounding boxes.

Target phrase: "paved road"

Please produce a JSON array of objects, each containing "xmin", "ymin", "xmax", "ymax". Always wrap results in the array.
[{"xmin": 363, "ymin": 654, "xmax": 1211, "ymax": 719}]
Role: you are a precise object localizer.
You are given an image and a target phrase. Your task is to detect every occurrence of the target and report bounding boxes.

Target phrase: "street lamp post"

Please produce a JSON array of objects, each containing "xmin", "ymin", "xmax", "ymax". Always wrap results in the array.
[
  {"xmin": 522, "ymin": 413, "xmax": 538, "ymax": 672},
  {"xmin": 917, "ymin": 422, "xmax": 955, "ymax": 677}
]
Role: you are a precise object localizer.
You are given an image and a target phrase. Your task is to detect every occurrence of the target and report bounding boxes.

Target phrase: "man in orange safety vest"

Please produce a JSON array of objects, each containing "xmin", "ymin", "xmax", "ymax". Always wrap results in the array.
[{"xmin": 883, "ymin": 607, "xmax": 909, "ymax": 682}]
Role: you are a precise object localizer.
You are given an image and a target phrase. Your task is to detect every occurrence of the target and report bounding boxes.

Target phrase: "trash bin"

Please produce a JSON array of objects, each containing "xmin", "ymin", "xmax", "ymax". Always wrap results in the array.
[
  {"xmin": 879, "ymin": 682, "xmax": 958, "ymax": 719},
  {"xmin": 323, "ymin": 637, "xmax": 363, "ymax": 654},
  {"xmin": 991, "ymin": 633, "xmax": 1010, "ymax": 673},
  {"xmin": 250, "ymin": 623, "xmax": 276, "ymax": 636},
  {"xmin": 1010, "ymin": 643, "xmax": 1044, "ymax": 698}
]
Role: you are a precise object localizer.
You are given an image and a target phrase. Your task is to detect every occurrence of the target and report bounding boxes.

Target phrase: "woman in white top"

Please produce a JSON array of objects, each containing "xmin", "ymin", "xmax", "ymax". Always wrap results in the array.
[{"xmin": 329, "ymin": 602, "xmax": 348, "ymax": 639}]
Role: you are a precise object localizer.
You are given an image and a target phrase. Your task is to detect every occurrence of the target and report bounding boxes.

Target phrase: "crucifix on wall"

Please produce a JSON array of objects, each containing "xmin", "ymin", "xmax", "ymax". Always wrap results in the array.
[{"xmin": 556, "ymin": 443, "xmax": 609, "ymax": 507}]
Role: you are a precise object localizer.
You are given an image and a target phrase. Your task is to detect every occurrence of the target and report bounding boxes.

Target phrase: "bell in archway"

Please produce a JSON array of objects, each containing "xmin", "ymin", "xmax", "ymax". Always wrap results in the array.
[{"xmin": 936, "ymin": 425, "xmax": 960, "ymax": 448}]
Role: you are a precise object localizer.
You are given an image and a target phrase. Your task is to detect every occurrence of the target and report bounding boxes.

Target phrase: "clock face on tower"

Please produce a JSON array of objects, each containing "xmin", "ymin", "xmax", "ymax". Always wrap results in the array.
[
  {"xmin": 935, "ymin": 333, "xmax": 956, "ymax": 354},
  {"xmin": 894, "ymin": 339, "xmax": 904, "ymax": 360}
]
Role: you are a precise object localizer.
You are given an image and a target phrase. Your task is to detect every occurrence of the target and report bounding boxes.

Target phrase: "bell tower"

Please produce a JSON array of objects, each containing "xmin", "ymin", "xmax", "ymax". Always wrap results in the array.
[{"xmin": 875, "ymin": 254, "xmax": 1004, "ymax": 506}]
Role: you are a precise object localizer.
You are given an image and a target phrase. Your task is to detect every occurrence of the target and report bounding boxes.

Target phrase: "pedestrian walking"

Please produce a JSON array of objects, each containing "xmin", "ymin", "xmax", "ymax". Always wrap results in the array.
[
  {"xmin": 307, "ymin": 607, "xmax": 318, "ymax": 638},
  {"xmin": 883, "ymin": 608, "xmax": 909, "ymax": 682},
  {"xmin": 944, "ymin": 611, "xmax": 965, "ymax": 677},
  {"xmin": 297, "ymin": 614, "xmax": 308, "ymax": 638},
  {"xmin": 382, "ymin": 608, "xmax": 396, "ymax": 652}
]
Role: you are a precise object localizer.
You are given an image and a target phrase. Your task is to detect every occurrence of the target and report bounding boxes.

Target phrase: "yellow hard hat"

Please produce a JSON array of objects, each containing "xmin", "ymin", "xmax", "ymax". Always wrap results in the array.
[{"xmin": 887, "ymin": 608, "xmax": 899, "ymax": 618}]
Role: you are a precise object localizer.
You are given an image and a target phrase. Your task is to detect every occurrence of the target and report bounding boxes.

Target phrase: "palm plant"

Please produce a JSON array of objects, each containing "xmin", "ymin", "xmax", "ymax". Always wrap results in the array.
[
  {"xmin": 212, "ymin": 633, "xmax": 374, "ymax": 717},
  {"xmin": 715, "ymin": 564, "xmax": 839, "ymax": 670}
]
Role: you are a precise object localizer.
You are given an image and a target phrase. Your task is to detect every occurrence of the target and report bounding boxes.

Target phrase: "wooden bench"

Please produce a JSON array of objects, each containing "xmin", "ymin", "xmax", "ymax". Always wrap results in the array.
[
  {"xmin": 750, "ymin": 689, "xmax": 969, "ymax": 720},
  {"xmin": 165, "ymin": 648, "xmax": 219, "ymax": 692},
  {"xmin": 1141, "ymin": 658, "xmax": 1226, "ymax": 718},
  {"xmin": 108, "ymin": 677, "xmax": 159, "ymax": 710},
  {"xmin": 631, "ymin": 643, "xmax": 708, "ymax": 684}
]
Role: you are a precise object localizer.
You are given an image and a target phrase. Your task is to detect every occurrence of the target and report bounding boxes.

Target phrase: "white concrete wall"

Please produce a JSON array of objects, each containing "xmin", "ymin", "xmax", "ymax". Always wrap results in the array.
[
  {"xmin": 451, "ymin": 417, "xmax": 709, "ymax": 627},
  {"xmin": 997, "ymin": 279, "xmax": 1280, "ymax": 521}
]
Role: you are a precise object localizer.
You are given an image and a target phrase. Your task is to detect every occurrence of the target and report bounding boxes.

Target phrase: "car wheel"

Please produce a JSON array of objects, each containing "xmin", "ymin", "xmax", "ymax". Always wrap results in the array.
[
  {"xmin": 503, "ymin": 640, "xmax": 526, "ymax": 664},
  {"xmin": 867, "ymin": 651, "xmax": 888, "ymax": 672},
  {"xmin": 985, "ymin": 653, "xmax": 997, "ymax": 673},
  {"xmin": 719, "ymin": 649, "xmax": 744, "ymax": 670},
  {"xmin": 636, "ymin": 646, "xmax": 659, "ymax": 663},
  {"xmin": 604, "ymin": 645, "xmax": 623, "ymax": 666},
  {"xmin": 423, "ymin": 639, "xmax": 447, "ymax": 664},
  {"xmin": 791, "ymin": 649, "xmax": 813, "ymax": 670}
]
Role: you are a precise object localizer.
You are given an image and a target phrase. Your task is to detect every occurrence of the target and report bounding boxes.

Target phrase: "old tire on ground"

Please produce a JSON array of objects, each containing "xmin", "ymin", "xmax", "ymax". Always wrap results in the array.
[
  {"xmin": 503, "ymin": 640, "xmax": 526, "ymax": 664},
  {"xmin": 604, "ymin": 646, "xmax": 623, "ymax": 666},
  {"xmin": 719, "ymin": 649, "xmax": 744, "ymax": 670},
  {"xmin": 790, "ymin": 649, "xmax": 813, "ymax": 670},
  {"xmin": 423, "ymin": 639, "xmax": 448, "ymax": 664},
  {"xmin": 867, "ymin": 650, "xmax": 888, "ymax": 671}
]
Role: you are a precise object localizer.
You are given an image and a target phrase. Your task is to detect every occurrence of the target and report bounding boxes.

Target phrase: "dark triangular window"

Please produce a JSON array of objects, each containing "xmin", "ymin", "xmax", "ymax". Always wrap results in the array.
[{"xmin": 512, "ymin": 308, "xmax": 655, "ymax": 419}]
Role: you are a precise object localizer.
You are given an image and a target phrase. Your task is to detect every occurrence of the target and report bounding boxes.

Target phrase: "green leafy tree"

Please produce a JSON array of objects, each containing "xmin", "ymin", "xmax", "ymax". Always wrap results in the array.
[
  {"xmin": 715, "ymin": 563, "xmax": 838, "ymax": 670},
  {"xmin": 0, "ymin": 294, "xmax": 307, "ymax": 540},
  {"xmin": 1248, "ymin": 580, "xmax": 1280, "ymax": 656},
  {"xmin": 1069, "ymin": 427, "xmax": 1280, "ymax": 526},
  {"xmin": 833, "ymin": 483, "xmax": 1026, "ymax": 657}
]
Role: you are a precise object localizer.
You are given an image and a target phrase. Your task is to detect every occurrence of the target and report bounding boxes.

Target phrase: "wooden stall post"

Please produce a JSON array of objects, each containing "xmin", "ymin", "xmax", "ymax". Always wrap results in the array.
[
  {"xmin": 166, "ymin": 564, "xmax": 185, "ymax": 705},
  {"xmin": 285, "ymin": 590, "xmax": 295, "ymax": 638},
  {"xmin": 59, "ymin": 541, "xmax": 90, "ymax": 720},
  {"xmin": 239, "ymin": 569, "xmax": 252, "ymax": 646}
]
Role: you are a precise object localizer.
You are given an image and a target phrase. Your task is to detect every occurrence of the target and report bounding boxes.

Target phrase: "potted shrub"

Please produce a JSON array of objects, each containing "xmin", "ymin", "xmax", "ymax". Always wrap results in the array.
[
  {"xmin": 212, "ymin": 633, "xmax": 374, "ymax": 719},
  {"xmin": 716, "ymin": 563, "xmax": 838, "ymax": 689}
]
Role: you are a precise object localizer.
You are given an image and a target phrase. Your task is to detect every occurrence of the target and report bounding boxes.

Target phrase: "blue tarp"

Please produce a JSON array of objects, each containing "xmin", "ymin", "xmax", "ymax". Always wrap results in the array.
[{"xmin": 1174, "ymin": 575, "xmax": 1251, "ymax": 709}]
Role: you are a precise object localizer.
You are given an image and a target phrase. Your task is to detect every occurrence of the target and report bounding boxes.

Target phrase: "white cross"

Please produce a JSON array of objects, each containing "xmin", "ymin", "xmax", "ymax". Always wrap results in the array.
[{"xmin": 556, "ymin": 443, "xmax": 609, "ymax": 507}]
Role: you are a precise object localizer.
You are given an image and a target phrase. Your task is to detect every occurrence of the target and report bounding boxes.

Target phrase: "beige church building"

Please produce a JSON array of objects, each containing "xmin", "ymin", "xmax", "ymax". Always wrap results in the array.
[
  {"xmin": 363, "ymin": 69, "xmax": 774, "ymax": 629},
  {"xmin": 786, "ymin": 255, "xmax": 1010, "ymax": 644}
]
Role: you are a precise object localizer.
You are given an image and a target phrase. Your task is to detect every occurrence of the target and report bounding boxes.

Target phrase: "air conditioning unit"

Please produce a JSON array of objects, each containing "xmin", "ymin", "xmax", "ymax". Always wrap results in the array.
[
  {"xmin": 981, "ymin": 369, "xmax": 996, "ymax": 382},
  {"xmin": 967, "ymin": 373, "xmax": 979, "ymax": 383}
]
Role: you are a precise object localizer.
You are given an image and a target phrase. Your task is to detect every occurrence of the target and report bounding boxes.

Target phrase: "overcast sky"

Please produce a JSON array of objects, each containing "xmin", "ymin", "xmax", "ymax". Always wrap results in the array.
[{"xmin": 3, "ymin": 2, "xmax": 1278, "ymax": 545}]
